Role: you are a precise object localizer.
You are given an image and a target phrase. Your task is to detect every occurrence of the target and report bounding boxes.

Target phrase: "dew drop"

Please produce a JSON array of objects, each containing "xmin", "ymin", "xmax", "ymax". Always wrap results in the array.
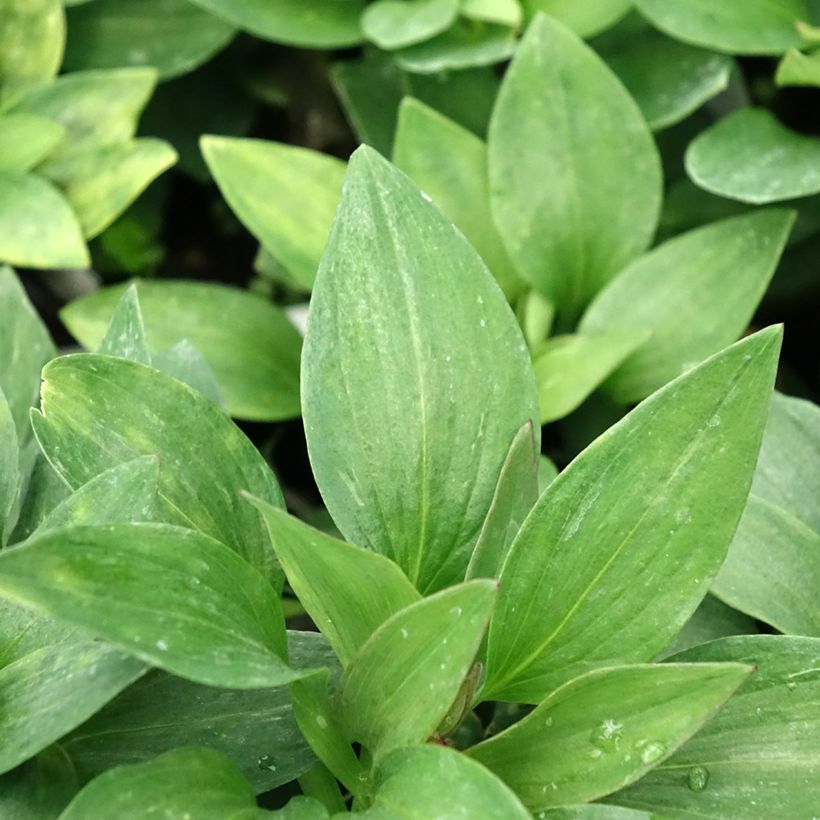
[
  {"xmin": 401, "ymin": 628, "xmax": 409, "ymax": 639},
  {"xmin": 637, "ymin": 740, "xmax": 666, "ymax": 764},
  {"xmin": 590, "ymin": 719, "xmax": 623, "ymax": 753},
  {"xmin": 155, "ymin": 640, "xmax": 168, "ymax": 651},
  {"xmin": 687, "ymin": 765, "xmax": 709, "ymax": 792},
  {"xmin": 316, "ymin": 715, "xmax": 328, "ymax": 729},
  {"xmin": 257, "ymin": 754, "xmax": 277, "ymax": 772}
]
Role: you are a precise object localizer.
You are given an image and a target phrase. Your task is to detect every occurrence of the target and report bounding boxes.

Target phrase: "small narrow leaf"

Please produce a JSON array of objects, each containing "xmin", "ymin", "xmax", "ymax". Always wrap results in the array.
[
  {"xmin": 248, "ymin": 495, "xmax": 421, "ymax": 666},
  {"xmin": 0, "ymin": 393, "xmax": 18, "ymax": 542},
  {"xmin": 0, "ymin": 523, "xmax": 302, "ymax": 689},
  {"xmin": 580, "ymin": 209, "xmax": 795, "ymax": 402},
  {"xmin": 488, "ymin": 14, "xmax": 662, "ymax": 316},
  {"xmin": 336, "ymin": 580, "xmax": 496, "ymax": 759},
  {"xmin": 97, "ymin": 285, "xmax": 150, "ymax": 364},
  {"xmin": 484, "ymin": 327, "xmax": 781, "ymax": 702},
  {"xmin": 776, "ymin": 48, "xmax": 820, "ymax": 87},
  {"xmin": 303, "ymin": 146, "xmax": 538, "ymax": 593},
  {"xmin": 469, "ymin": 663, "xmax": 751, "ymax": 810}
]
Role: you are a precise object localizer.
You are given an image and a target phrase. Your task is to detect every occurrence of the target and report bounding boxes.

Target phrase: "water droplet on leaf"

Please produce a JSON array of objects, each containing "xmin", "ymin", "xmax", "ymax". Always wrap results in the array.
[{"xmin": 687, "ymin": 766, "xmax": 709, "ymax": 792}]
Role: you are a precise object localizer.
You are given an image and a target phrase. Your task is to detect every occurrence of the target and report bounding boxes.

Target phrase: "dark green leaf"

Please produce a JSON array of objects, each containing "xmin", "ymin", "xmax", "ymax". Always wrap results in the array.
[{"xmin": 0, "ymin": 747, "xmax": 78, "ymax": 820}]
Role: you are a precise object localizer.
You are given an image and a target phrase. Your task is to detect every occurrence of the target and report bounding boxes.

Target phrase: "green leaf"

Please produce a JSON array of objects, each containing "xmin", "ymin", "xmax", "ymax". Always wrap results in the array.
[
  {"xmin": 776, "ymin": 47, "xmax": 820, "ymax": 87},
  {"xmin": 712, "ymin": 393, "xmax": 820, "ymax": 635},
  {"xmin": 362, "ymin": 0, "xmax": 459, "ymax": 50},
  {"xmin": 394, "ymin": 19, "xmax": 516, "ymax": 73},
  {"xmin": 520, "ymin": 0, "xmax": 630, "ymax": 37},
  {"xmin": 8, "ymin": 452, "xmax": 68, "ymax": 545},
  {"xmin": 30, "ymin": 354, "xmax": 284, "ymax": 582},
  {"xmin": 0, "ymin": 392, "xmax": 17, "ymax": 542},
  {"xmin": 0, "ymin": 522, "xmax": 303, "ymax": 689},
  {"xmin": 32, "ymin": 456, "xmax": 159, "ymax": 536},
  {"xmin": 580, "ymin": 209, "xmax": 795, "ymax": 402},
  {"xmin": 151, "ymin": 340, "xmax": 225, "ymax": 408},
  {"xmin": 461, "ymin": 0, "xmax": 522, "ymax": 27},
  {"xmin": 357, "ymin": 744, "xmax": 531, "ymax": 819},
  {"xmin": 540, "ymin": 808, "xmax": 650, "ymax": 820},
  {"xmin": 61, "ymin": 279, "xmax": 302, "ymax": 421},
  {"xmin": 43, "ymin": 138, "xmax": 177, "ymax": 239},
  {"xmin": 686, "ymin": 107, "xmax": 820, "ymax": 203},
  {"xmin": 62, "ymin": 631, "xmax": 338, "ymax": 794},
  {"xmin": 466, "ymin": 421, "xmax": 538, "ymax": 580},
  {"xmin": 186, "ymin": 0, "xmax": 366, "ymax": 48},
  {"xmin": 0, "ymin": 112, "xmax": 64, "ymax": 171},
  {"xmin": 393, "ymin": 97, "xmax": 522, "ymax": 299},
  {"xmin": 488, "ymin": 14, "xmax": 662, "ymax": 317},
  {"xmin": 483, "ymin": 327, "xmax": 781, "ymax": 702},
  {"xmin": 62, "ymin": 0, "xmax": 236, "ymax": 79},
  {"xmin": 610, "ymin": 636, "xmax": 820, "ymax": 818},
  {"xmin": 0, "ymin": 173, "xmax": 88, "ymax": 269},
  {"xmin": 57, "ymin": 747, "xmax": 263, "ymax": 819},
  {"xmin": 533, "ymin": 329, "xmax": 651, "ymax": 423},
  {"xmin": 336, "ymin": 580, "xmax": 496, "ymax": 759},
  {"xmin": 201, "ymin": 136, "xmax": 346, "ymax": 292},
  {"xmin": 249, "ymin": 496, "xmax": 420, "ymax": 667},
  {"xmin": 470, "ymin": 663, "xmax": 751, "ymax": 810},
  {"xmin": 634, "ymin": 0, "xmax": 808, "ymax": 55},
  {"xmin": 0, "ymin": 0, "xmax": 64, "ymax": 107},
  {"xmin": 0, "ymin": 747, "xmax": 79, "ymax": 820},
  {"xmin": 302, "ymin": 146, "xmax": 538, "ymax": 592},
  {"xmin": 97, "ymin": 284, "xmax": 151, "ymax": 364},
  {"xmin": 593, "ymin": 16, "xmax": 733, "ymax": 131},
  {"xmin": 13, "ymin": 67, "xmax": 157, "ymax": 161},
  {"xmin": 0, "ymin": 640, "xmax": 145, "ymax": 775}
]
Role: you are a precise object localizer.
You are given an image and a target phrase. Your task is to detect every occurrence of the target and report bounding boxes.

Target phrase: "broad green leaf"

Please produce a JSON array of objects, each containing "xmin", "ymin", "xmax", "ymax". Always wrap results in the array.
[
  {"xmin": 30, "ymin": 354, "xmax": 284, "ymax": 581},
  {"xmin": 461, "ymin": 0, "xmax": 522, "ymax": 26},
  {"xmin": 303, "ymin": 146, "xmax": 538, "ymax": 593},
  {"xmin": 0, "ymin": 391, "xmax": 17, "ymax": 541},
  {"xmin": 57, "ymin": 747, "xmax": 263, "ymax": 819},
  {"xmin": 594, "ymin": 16, "xmax": 733, "ymax": 131},
  {"xmin": 488, "ymin": 14, "xmax": 662, "ymax": 317},
  {"xmin": 62, "ymin": 0, "xmax": 235, "ymax": 79},
  {"xmin": 13, "ymin": 67, "xmax": 157, "ymax": 161},
  {"xmin": 336, "ymin": 581, "xmax": 496, "ymax": 758},
  {"xmin": 634, "ymin": 0, "xmax": 808, "ymax": 55},
  {"xmin": 538, "ymin": 454, "xmax": 558, "ymax": 491},
  {"xmin": 249, "ymin": 496, "xmax": 420, "ymax": 667},
  {"xmin": 97, "ymin": 283, "xmax": 150, "ymax": 364},
  {"xmin": 186, "ymin": 0, "xmax": 366, "ymax": 48},
  {"xmin": 61, "ymin": 280, "xmax": 302, "ymax": 421},
  {"xmin": 541, "ymin": 808, "xmax": 650, "ymax": 820},
  {"xmin": 0, "ymin": 0, "xmax": 64, "ymax": 107},
  {"xmin": 483, "ymin": 327, "xmax": 781, "ymax": 702},
  {"xmin": 0, "ymin": 173, "xmax": 88, "ymax": 269},
  {"xmin": 151, "ymin": 340, "xmax": 225, "ymax": 408},
  {"xmin": 44, "ymin": 138, "xmax": 177, "ymax": 239},
  {"xmin": 0, "ymin": 747, "xmax": 78, "ymax": 820},
  {"xmin": 776, "ymin": 47, "xmax": 820, "ymax": 86},
  {"xmin": 533, "ymin": 329, "xmax": 651, "ymax": 423},
  {"xmin": 610, "ymin": 636, "xmax": 820, "ymax": 818},
  {"xmin": 393, "ymin": 97, "xmax": 522, "ymax": 299},
  {"xmin": 394, "ymin": 19, "xmax": 516, "ymax": 73},
  {"xmin": 0, "ymin": 640, "xmax": 145, "ymax": 775},
  {"xmin": 0, "ymin": 523, "xmax": 303, "ymax": 689},
  {"xmin": 470, "ymin": 663, "xmax": 751, "ymax": 810},
  {"xmin": 657, "ymin": 595, "xmax": 757, "ymax": 660},
  {"xmin": 580, "ymin": 209, "xmax": 794, "ymax": 402},
  {"xmin": 0, "ymin": 112, "xmax": 64, "ymax": 171},
  {"xmin": 521, "ymin": 0, "xmax": 630, "ymax": 37},
  {"xmin": 63, "ymin": 632, "xmax": 337, "ymax": 793},
  {"xmin": 358, "ymin": 744, "xmax": 531, "ymax": 819},
  {"xmin": 712, "ymin": 393, "xmax": 820, "ymax": 635},
  {"xmin": 466, "ymin": 421, "xmax": 538, "ymax": 580},
  {"xmin": 201, "ymin": 136, "xmax": 345, "ymax": 292},
  {"xmin": 362, "ymin": 0, "xmax": 459, "ymax": 50},
  {"xmin": 686, "ymin": 108, "xmax": 820, "ymax": 203},
  {"xmin": 32, "ymin": 456, "xmax": 159, "ymax": 536}
]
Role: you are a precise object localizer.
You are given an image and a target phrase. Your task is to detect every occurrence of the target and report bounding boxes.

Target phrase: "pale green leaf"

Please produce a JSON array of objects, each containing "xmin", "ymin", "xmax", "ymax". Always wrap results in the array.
[
  {"xmin": 540, "ymin": 808, "xmax": 650, "ymax": 820},
  {"xmin": 201, "ymin": 136, "xmax": 345, "ymax": 292},
  {"xmin": 362, "ymin": 0, "xmax": 459, "ymax": 50},
  {"xmin": 249, "ymin": 496, "xmax": 420, "ymax": 667},
  {"xmin": 0, "ymin": 112, "xmax": 64, "ymax": 171},
  {"xmin": 470, "ymin": 663, "xmax": 751, "ymax": 810},
  {"xmin": 461, "ymin": 0, "xmax": 522, "ymax": 27},
  {"xmin": 393, "ymin": 97, "xmax": 523, "ymax": 299},
  {"xmin": 0, "ymin": 173, "xmax": 88, "ymax": 269},
  {"xmin": 0, "ymin": 392, "xmax": 16, "ymax": 542},
  {"xmin": 62, "ymin": 0, "xmax": 236, "ymax": 79},
  {"xmin": 580, "ymin": 209, "xmax": 794, "ymax": 402},
  {"xmin": 303, "ymin": 146, "xmax": 538, "ymax": 592},
  {"xmin": 634, "ymin": 0, "xmax": 808, "ymax": 55},
  {"xmin": 776, "ymin": 47, "xmax": 820, "ymax": 87},
  {"xmin": 61, "ymin": 279, "xmax": 302, "ymax": 421},
  {"xmin": 0, "ymin": 522, "xmax": 303, "ymax": 689},
  {"xmin": 336, "ymin": 580, "xmax": 496, "ymax": 759},
  {"xmin": 97, "ymin": 284, "xmax": 150, "ymax": 364},
  {"xmin": 484, "ymin": 328, "xmax": 781, "ymax": 702},
  {"xmin": 30, "ymin": 354, "xmax": 284, "ymax": 582},
  {"xmin": 520, "ymin": 0, "xmax": 630, "ymax": 37},
  {"xmin": 151, "ymin": 340, "xmax": 225, "ymax": 408},
  {"xmin": 686, "ymin": 108, "xmax": 820, "ymax": 203},
  {"xmin": 610, "ymin": 636, "xmax": 820, "ymax": 819},
  {"xmin": 488, "ymin": 14, "xmax": 662, "ymax": 317},
  {"xmin": 533, "ymin": 329, "xmax": 651, "ymax": 423}
]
